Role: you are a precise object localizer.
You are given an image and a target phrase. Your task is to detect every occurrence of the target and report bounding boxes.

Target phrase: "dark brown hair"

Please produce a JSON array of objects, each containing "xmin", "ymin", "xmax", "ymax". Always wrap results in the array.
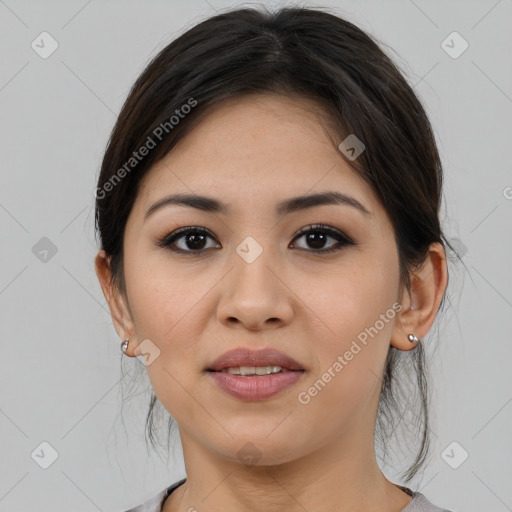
[{"xmin": 95, "ymin": 5, "xmax": 461, "ymax": 482}]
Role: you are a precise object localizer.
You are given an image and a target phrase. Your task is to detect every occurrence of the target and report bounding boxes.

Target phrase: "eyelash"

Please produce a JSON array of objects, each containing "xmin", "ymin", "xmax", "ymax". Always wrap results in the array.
[{"xmin": 155, "ymin": 223, "xmax": 355, "ymax": 256}]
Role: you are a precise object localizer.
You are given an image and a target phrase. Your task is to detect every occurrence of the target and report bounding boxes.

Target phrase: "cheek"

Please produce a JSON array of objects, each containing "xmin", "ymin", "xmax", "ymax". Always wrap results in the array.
[
  {"xmin": 123, "ymin": 250, "xmax": 212, "ymax": 389},
  {"xmin": 297, "ymin": 253, "xmax": 398, "ymax": 398},
  {"xmin": 128, "ymin": 264, "xmax": 208, "ymax": 422},
  {"xmin": 300, "ymin": 253, "xmax": 399, "ymax": 345},
  {"xmin": 125, "ymin": 245, "xmax": 201, "ymax": 336}
]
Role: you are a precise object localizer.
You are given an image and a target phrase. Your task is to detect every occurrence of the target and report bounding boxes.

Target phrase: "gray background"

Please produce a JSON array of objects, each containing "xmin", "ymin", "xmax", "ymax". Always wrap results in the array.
[{"xmin": 1, "ymin": 0, "xmax": 511, "ymax": 511}]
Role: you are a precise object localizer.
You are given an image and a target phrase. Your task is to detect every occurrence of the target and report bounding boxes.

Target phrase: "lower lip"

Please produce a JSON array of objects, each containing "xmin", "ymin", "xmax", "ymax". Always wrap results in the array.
[{"xmin": 207, "ymin": 370, "xmax": 305, "ymax": 401}]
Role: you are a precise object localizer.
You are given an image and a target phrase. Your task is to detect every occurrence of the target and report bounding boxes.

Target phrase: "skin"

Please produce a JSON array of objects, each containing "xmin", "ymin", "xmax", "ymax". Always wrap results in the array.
[{"xmin": 95, "ymin": 93, "xmax": 448, "ymax": 512}]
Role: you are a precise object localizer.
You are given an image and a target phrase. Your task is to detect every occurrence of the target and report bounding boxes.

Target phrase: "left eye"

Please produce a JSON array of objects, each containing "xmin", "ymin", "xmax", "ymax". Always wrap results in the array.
[
  {"xmin": 290, "ymin": 224, "xmax": 354, "ymax": 253},
  {"xmin": 156, "ymin": 224, "xmax": 354, "ymax": 254}
]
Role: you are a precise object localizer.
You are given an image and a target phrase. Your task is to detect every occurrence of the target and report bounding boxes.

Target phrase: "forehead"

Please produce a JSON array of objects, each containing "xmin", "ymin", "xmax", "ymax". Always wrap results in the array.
[{"xmin": 134, "ymin": 93, "xmax": 384, "ymax": 222}]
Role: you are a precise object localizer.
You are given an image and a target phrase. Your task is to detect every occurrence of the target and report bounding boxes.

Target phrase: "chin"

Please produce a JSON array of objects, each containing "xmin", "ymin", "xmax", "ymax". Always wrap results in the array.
[{"xmin": 209, "ymin": 435, "xmax": 304, "ymax": 467}]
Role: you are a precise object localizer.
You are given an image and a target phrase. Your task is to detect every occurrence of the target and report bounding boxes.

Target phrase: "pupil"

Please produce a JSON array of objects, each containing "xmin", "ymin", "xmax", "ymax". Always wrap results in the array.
[
  {"xmin": 187, "ymin": 234, "xmax": 206, "ymax": 250},
  {"xmin": 307, "ymin": 232, "xmax": 325, "ymax": 249}
]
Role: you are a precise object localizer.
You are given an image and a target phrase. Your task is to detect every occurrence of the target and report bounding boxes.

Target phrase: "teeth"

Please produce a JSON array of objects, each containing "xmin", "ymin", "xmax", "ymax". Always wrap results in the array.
[{"xmin": 221, "ymin": 366, "xmax": 286, "ymax": 375}]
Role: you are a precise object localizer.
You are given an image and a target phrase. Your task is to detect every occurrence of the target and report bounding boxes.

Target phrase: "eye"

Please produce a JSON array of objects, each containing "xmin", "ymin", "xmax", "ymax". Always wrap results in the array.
[
  {"xmin": 155, "ymin": 226, "xmax": 220, "ymax": 254},
  {"xmin": 290, "ymin": 224, "xmax": 355, "ymax": 253}
]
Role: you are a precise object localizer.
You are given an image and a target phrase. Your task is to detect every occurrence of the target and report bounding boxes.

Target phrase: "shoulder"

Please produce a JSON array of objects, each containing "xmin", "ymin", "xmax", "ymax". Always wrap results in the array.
[
  {"xmin": 121, "ymin": 478, "xmax": 187, "ymax": 512},
  {"xmin": 402, "ymin": 488, "xmax": 456, "ymax": 512}
]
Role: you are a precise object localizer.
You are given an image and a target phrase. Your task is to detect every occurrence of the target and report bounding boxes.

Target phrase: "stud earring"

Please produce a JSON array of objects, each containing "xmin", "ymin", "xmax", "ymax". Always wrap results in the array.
[
  {"xmin": 408, "ymin": 334, "xmax": 419, "ymax": 343},
  {"xmin": 121, "ymin": 339, "xmax": 129, "ymax": 354}
]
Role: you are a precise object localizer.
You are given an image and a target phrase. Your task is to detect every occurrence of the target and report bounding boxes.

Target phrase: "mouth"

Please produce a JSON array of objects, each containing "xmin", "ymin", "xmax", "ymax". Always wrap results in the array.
[
  {"xmin": 205, "ymin": 347, "xmax": 306, "ymax": 401},
  {"xmin": 207, "ymin": 366, "xmax": 304, "ymax": 376}
]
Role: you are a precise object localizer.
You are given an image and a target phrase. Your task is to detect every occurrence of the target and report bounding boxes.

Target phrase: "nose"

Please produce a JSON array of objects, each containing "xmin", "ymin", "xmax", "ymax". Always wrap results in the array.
[{"xmin": 216, "ymin": 246, "xmax": 294, "ymax": 332}]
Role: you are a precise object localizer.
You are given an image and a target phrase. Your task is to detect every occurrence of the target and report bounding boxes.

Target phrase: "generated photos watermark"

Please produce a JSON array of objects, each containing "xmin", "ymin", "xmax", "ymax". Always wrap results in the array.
[
  {"xmin": 297, "ymin": 302, "xmax": 402, "ymax": 405},
  {"xmin": 95, "ymin": 97, "xmax": 198, "ymax": 200}
]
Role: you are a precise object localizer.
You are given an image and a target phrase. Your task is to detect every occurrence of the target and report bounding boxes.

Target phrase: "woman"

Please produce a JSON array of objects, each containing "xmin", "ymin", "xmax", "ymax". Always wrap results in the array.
[{"xmin": 94, "ymin": 6, "xmax": 458, "ymax": 511}]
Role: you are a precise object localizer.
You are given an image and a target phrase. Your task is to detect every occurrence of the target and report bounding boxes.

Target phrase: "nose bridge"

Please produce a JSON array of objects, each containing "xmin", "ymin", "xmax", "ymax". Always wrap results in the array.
[
  {"xmin": 216, "ymin": 233, "xmax": 293, "ymax": 329},
  {"xmin": 232, "ymin": 234, "xmax": 277, "ymax": 294}
]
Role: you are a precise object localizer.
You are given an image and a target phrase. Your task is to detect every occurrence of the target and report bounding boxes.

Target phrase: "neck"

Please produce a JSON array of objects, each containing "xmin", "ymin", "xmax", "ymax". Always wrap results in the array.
[{"xmin": 163, "ymin": 432, "xmax": 412, "ymax": 512}]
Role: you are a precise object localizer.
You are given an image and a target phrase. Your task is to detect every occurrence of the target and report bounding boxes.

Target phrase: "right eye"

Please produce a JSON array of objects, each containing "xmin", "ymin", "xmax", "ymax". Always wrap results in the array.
[{"xmin": 155, "ymin": 226, "xmax": 220, "ymax": 254}]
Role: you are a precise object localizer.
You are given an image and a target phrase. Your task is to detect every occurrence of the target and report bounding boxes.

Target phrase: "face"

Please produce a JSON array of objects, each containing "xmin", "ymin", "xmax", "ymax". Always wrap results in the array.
[{"xmin": 107, "ymin": 93, "xmax": 406, "ymax": 465}]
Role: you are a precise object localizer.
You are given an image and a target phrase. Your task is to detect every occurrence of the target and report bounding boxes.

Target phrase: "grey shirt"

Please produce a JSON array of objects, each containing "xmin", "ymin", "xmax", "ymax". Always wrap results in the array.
[{"xmin": 123, "ymin": 479, "xmax": 455, "ymax": 512}]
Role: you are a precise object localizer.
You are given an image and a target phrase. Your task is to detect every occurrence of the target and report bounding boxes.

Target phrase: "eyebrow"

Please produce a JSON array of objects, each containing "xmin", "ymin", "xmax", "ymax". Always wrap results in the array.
[{"xmin": 144, "ymin": 191, "xmax": 372, "ymax": 221}]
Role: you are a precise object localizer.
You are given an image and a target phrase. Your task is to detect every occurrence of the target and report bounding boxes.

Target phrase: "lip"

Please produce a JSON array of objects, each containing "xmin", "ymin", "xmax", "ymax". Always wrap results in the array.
[
  {"xmin": 208, "ymin": 371, "xmax": 305, "ymax": 401},
  {"xmin": 206, "ymin": 347, "xmax": 305, "ymax": 372}
]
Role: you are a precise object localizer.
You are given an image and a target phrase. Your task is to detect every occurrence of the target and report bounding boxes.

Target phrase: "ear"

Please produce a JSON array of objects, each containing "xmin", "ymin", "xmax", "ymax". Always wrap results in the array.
[
  {"xmin": 390, "ymin": 242, "xmax": 448, "ymax": 351},
  {"xmin": 95, "ymin": 249, "xmax": 137, "ymax": 356}
]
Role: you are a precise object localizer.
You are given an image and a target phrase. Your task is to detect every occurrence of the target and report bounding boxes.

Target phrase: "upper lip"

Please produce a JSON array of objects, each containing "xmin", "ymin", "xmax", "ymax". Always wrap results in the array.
[{"xmin": 207, "ymin": 348, "xmax": 305, "ymax": 371}]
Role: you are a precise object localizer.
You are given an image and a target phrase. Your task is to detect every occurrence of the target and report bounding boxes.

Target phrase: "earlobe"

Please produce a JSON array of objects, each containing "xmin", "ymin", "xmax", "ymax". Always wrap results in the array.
[{"xmin": 390, "ymin": 300, "xmax": 420, "ymax": 351}]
